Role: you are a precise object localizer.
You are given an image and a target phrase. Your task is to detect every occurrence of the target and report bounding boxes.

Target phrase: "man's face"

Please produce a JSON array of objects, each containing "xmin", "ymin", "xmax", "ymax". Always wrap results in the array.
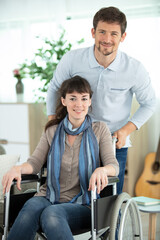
[{"xmin": 91, "ymin": 21, "xmax": 126, "ymax": 57}]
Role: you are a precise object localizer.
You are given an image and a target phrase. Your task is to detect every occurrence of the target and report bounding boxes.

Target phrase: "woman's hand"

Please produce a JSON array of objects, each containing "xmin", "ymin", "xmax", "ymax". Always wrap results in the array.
[
  {"xmin": 2, "ymin": 163, "xmax": 33, "ymax": 194},
  {"xmin": 2, "ymin": 165, "xmax": 22, "ymax": 194},
  {"xmin": 88, "ymin": 167, "xmax": 108, "ymax": 194}
]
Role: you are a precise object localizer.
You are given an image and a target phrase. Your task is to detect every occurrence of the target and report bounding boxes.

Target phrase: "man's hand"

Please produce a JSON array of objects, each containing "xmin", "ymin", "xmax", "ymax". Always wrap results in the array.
[
  {"xmin": 113, "ymin": 121, "xmax": 137, "ymax": 149},
  {"xmin": 113, "ymin": 129, "xmax": 127, "ymax": 149}
]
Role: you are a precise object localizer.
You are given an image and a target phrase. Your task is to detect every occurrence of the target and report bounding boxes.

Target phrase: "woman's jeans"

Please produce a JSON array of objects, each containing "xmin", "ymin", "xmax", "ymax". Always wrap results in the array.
[
  {"xmin": 7, "ymin": 196, "xmax": 91, "ymax": 240},
  {"xmin": 116, "ymin": 148, "xmax": 128, "ymax": 194}
]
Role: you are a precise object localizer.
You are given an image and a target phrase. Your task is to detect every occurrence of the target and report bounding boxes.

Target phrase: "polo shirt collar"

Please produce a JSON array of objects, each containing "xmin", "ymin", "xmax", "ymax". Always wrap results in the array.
[
  {"xmin": 89, "ymin": 45, "xmax": 121, "ymax": 72},
  {"xmin": 107, "ymin": 50, "xmax": 121, "ymax": 71}
]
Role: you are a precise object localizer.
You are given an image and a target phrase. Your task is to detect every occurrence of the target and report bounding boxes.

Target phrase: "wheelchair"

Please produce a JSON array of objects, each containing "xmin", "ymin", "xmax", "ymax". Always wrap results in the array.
[
  {"xmin": 1, "ymin": 173, "xmax": 143, "ymax": 240},
  {"xmin": 0, "ymin": 138, "xmax": 143, "ymax": 239}
]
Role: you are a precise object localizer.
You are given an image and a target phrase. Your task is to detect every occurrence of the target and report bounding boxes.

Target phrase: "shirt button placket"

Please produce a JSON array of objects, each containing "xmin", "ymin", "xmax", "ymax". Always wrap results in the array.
[{"xmin": 97, "ymin": 67, "xmax": 105, "ymax": 89}]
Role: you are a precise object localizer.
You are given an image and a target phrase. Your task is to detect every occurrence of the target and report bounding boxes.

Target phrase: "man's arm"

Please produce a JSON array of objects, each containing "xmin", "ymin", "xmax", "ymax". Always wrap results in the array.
[
  {"xmin": 114, "ymin": 63, "xmax": 156, "ymax": 149},
  {"xmin": 113, "ymin": 121, "xmax": 137, "ymax": 149},
  {"xmin": 129, "ymin": 63, "xmax": 156, "ymax": 130}
]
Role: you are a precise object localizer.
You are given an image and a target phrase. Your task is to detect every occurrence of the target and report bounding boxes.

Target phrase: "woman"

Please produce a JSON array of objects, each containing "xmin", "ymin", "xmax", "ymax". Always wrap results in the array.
[{"xmin": 2, "ymin": 75, "xmax": 119, "ymax": 240}]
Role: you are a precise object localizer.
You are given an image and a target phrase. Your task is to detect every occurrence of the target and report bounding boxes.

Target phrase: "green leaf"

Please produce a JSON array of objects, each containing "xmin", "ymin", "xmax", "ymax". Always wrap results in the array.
[{"xmin": 18, "ymin": 28, "xmax": 84, "ymax": 101}]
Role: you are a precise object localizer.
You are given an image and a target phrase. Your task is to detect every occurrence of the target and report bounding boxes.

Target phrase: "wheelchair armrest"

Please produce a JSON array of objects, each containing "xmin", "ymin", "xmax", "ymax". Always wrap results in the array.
[
  {"xmin": 108, "ymin": 176, "xmax": 119, "ymax": 185},
  {"xmin": 12, "ymin": 174, "xmax": 40, "ymax": 185},
  {"xmin": 21, "ymin": 174, "xmax": 39, "ymax": 181},
  {"xmin": 91, "ymin": 176, "xmax": 119, "ymax": 199}
]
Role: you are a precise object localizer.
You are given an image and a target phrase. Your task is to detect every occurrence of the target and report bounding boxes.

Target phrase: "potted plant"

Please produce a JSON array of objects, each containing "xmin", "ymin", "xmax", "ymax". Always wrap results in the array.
[{"xmin": 19, "ymin": 29, "xmax": 84, "ymax": 101}]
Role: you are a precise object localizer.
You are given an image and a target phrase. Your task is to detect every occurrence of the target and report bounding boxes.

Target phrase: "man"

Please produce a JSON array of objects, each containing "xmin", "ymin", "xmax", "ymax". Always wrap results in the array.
[{"xmin": 46, "ymin": 7, "xmax": 156, "ymax": 194}]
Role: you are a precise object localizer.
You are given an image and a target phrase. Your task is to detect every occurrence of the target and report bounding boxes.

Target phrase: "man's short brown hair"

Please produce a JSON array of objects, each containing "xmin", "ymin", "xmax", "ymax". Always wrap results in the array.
[{"xmin": 93, "ymin": 7, "xmax": 127, "ymax": 35}]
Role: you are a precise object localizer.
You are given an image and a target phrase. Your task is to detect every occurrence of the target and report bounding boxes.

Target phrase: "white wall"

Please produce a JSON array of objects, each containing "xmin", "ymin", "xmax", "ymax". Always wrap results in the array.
[
  {"xmin": 0, "ymin": 0, "xmax": 160, "ymax": 100},
  {"xmin": 0, "ymin": 1, "xmax": 159, "ymax": 151}
]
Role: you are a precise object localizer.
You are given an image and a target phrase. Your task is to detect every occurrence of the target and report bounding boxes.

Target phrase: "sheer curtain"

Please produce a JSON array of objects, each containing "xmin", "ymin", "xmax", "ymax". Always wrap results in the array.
[{"xmin": 0, "ymin": 0, "xmax": 66, "ymax": 102}]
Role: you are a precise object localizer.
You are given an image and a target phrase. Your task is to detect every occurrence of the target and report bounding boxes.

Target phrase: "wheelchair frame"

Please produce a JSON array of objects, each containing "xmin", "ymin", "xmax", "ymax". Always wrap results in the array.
[
  {"xmin": 2, "ymin": 177, "xmax": 119, "ymax": 240},
  {"xmin": 1, "ymin": 137, "xmax": 143, "ymax": 240},
  {"xmin": 2, "ymin": 175, "xmax": 39, "ymax": 240},
  {"xmin": 91, "ymin": 178, "xmax": 118, "ymax": 239},
  {"xmin": 1, "ymin": 177, "xmax": 143, "ymax": 240}
]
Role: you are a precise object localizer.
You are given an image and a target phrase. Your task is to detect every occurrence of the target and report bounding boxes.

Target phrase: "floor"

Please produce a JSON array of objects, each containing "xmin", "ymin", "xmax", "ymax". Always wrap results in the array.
[
  {"xmin": 0, "ymin": 203, "xmax": 160, "ymax": 239},
  {"xmin": 140, "ymin": 211, "xmax": 160, "ymax": 240}
]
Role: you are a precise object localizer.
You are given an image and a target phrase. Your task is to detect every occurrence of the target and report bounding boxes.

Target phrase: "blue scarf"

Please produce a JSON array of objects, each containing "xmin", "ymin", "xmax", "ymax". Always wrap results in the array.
[{"xmin": 46, "ymin": 115, "xmax": 99, "ymax": 205}]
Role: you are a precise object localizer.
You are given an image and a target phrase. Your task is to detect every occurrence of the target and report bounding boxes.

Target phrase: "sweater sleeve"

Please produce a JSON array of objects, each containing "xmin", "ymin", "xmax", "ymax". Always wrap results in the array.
[{"xmin": 27, "ymin": 126, "xmax": 56, "ymax": 174}]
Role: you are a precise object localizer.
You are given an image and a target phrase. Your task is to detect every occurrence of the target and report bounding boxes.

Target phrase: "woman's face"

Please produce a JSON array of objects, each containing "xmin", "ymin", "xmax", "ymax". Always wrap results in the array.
[{"xmin": 61, "ymin": 91, "xmax": 91, "ymax": 128}]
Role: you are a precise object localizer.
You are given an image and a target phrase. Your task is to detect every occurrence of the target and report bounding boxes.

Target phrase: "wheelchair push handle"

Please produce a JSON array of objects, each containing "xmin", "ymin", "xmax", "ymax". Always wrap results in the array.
[
  {"xmin": 112, "ymin": 136, "xmax": 117, "ymax": 156},
  {"xmin": 91, "ymin": 137, "xmax": 118, "ymax": 196},
  {"xmin": 112, "ymin": 136, "xmax": 117, "ymax": 143}
]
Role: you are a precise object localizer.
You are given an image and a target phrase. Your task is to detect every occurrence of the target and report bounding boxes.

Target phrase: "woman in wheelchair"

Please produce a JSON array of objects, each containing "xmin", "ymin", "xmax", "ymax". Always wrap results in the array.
[{"xmin": 2, "ymin": 75, "xmax": 119, "ymax": 240}]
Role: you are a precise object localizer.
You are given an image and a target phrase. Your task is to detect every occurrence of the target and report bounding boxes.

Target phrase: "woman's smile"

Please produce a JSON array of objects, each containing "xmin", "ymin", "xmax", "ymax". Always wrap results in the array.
[{"xmin": 61, "ymin": 91, "xmax": 91, "ymax": 128}]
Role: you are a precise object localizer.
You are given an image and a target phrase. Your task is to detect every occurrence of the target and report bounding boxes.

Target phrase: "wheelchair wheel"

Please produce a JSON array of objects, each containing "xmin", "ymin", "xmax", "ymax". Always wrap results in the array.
[{"xmin": 109, "ymin": 192, "xmax": 143, "ymax": 240}]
